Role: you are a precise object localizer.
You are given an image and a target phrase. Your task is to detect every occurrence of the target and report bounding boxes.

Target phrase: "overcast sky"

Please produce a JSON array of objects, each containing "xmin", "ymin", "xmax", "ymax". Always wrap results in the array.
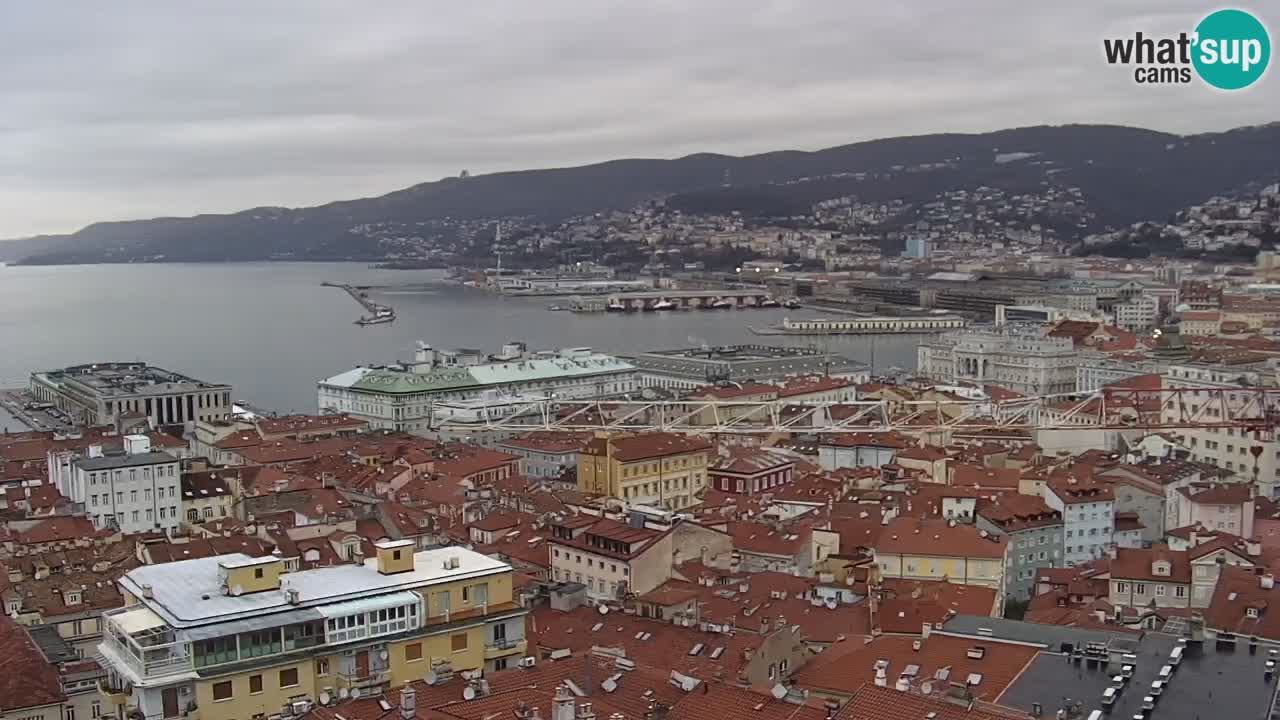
[{"xmin": 2, "ymin": 1, "xmax": 1276, "ymax": 238}]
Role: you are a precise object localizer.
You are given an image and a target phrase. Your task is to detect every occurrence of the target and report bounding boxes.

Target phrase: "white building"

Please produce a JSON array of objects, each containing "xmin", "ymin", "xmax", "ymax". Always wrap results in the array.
[
  {"xmin": 1075, "ymin": 357, "xmax": 1162, "ymax": 393},
  {"xmin": 58, "ymin": 435, "xmax": 182, "ymax": 534},
  {"xmin": 1162, "ymin": 361, "xmax": 1280, "ymax": 497},
  {"xmin": 29, "ymin": 363, "xmax": 232, "ymax": 427},
  {"xmin": 1044, "ymin": 478, "xmax": 1115, "ymax": 566},
  {"xmin": 1114, "ymin": 295, "xmax": 1160, "ymax": 332},
  {"xmin": 319, "ymin": 345, "xmax": 638, "ymax": 433},
  {"xmin": 917, "ymin": 327, "xmax": 1078, "ymax": 396}
]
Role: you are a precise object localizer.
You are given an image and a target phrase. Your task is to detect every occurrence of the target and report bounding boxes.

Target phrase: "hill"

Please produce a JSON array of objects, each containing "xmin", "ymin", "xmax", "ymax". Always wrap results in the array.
[{"xmin": 4, "ymin": 122, "xmax": 1279, "ymax": 265}]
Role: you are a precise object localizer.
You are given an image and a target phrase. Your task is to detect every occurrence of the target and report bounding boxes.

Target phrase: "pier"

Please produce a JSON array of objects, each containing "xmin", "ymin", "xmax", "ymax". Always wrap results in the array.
[
  {"xmin": 322, "ymin": 282, "xmax": 396, "ymax": 325},
  {"xmin": 605, "ymin": 289, "xmax": 776, "ymax": 311}
]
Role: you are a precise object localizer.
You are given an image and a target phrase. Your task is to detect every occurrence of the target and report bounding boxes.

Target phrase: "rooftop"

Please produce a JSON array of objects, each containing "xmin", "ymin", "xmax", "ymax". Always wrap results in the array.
[
  {"xmin": 74, "ymin": 450, "xmax": 178, "ymax": 470},
  {"xmin": 996, "ymin": 631, "xmax": 1276, "ymax": 720},
  {"xmin": 36, "ymin": 363, "xmax": 229, "ymax": 397},
  {"xmin": 117, "ymin": 547, "xmax": 511, "ymax": 628}
]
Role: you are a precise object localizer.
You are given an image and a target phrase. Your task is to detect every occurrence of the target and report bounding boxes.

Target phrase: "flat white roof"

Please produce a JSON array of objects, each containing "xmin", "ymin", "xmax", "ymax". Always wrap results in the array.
[{"xmin": 119, "ymin": 548, "xmax": 509, "ymax": 628}]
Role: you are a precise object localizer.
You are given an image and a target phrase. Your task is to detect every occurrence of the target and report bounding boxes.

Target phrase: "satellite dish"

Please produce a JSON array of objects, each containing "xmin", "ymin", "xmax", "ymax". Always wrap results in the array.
[
  {"xmin": 231, "ymin": 585, "xmax": 244, "ymax": 597},
  {"xmin": 771, "ymin": 684, "xmax": 788, "ymax": 700},
  {"xmin": 339, "ymin": 688, "xmax": 349, "ymax": 699},
  {"xmin": 426, "ymin": 670, "xmax": 438, "ymax": 685},
  {"xmin": 602, "ymin": 678, "xmax": 618, "ymax": 693},
  {"xmin": 463, "ymin": 686, "xmax": 477, "ymax": 701},
  {"xmin": 921, "ymin": 681, "xmax": 933, "ymax": 695},
  {"xmin": 319, "ymin": 693, "xmax": 331, "ymax": 706},
  {"xmin": 380, "ymin": 650, "xmax": 389, "ymax": 661},
  {"xmin": 598, "ymin": 604, "xmax": 609, "ymax": 615},
  {"xmin": 350, "ymin": 688, "xmax": 361, "ymax": 699}
]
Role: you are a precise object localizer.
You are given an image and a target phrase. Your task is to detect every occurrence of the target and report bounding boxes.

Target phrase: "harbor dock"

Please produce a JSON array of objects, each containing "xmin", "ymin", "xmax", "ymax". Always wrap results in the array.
[
  {"xmin": 322, "ymin": 282, "xmax": 396, "ymax": 325},
  {"xmin": 749, "ymin": 314, "xmax": 967, "ymax": 336}
]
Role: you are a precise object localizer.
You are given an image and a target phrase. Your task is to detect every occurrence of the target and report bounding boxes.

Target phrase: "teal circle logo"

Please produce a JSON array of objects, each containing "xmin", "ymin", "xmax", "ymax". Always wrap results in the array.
[{"xmin": 1192, "ymin": 9, "xmax": 1270, "ymax": 90}]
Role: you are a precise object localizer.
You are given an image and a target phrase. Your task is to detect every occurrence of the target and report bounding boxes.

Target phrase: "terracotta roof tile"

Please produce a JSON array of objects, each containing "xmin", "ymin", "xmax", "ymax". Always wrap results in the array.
[
  {"xmin": 795, "ymin": 634, "xmax": 1037, "ymax": 700},
  {"xmin": 0, "ymin": 616, "xmax": 66, "ymax": 710},
  {"xmin": 874, "ymin": 517, "xmax": 1007, "ymax": 560}
]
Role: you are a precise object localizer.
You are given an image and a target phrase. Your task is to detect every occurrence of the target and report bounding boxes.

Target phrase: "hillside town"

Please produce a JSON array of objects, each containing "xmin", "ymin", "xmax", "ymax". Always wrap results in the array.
[{"xmin": 7, "ymin": 241, "xmax": 1280, "ymax": 720}]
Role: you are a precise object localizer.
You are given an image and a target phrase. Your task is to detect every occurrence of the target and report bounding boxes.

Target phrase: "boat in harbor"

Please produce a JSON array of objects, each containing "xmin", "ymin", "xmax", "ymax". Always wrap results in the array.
[
  {"xmin": 605, "ymin": 300, "xmax": 628, "ymax": 312},
  {"xmin": 651, "ymin": 299, "xmax": 677, "ymax": 311},
  {"xmin": 758, "ymin": 297, "xmax": 782, "ymax": 308},
  {"xmin": 356, "ymin": 307, "xmax": 396, "ymax": 325},
  {"xmin": 708, "ymin": 298, "xmax": 735, "ymax": 309},
  {"xmin": 782, "ymin": 298, "xmax": 801, "ymax": 309}
]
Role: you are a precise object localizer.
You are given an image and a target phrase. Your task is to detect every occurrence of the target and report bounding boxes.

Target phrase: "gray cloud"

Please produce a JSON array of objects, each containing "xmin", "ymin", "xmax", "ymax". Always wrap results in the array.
[{"xmin": 1, "ymin": 0, "xmax": 1275, "ymax": 237}]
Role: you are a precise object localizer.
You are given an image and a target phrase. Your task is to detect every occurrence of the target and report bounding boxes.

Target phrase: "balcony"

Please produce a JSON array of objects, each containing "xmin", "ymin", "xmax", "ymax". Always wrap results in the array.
[
  {"xmin": 97, "ymin": 679, "xmax": 131, "ymax": 707},
  {"xmin": 99, "ymin": 611, "xmax": 194, "ymax": 684},
  {"xmin": 336, "ymin": 669, "xmax": 391, "ymax": 691},
  {"xmin": 484, "ymin": 637, "xmax": 527, "ymax": 658}
]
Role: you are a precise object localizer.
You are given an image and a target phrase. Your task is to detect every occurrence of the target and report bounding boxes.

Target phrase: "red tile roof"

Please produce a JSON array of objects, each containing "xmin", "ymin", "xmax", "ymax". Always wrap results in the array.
[
  {"xmin": 834, "ymin": 684, "xmax": 1028, "ymax": 720},
  {"xmin": 794, "ymin": 634, "xmax": 1037, "ymax": 700},
  {"xmin": 0, "ymin": 615, "xmax": 66, "ymax": 710},
  {"xmin": 975, "ymin": 494, "xmax": 1060, "ymax": 532},
  {"xmin": 1109, "ymin": 547, "xmax": 1191, "ymax": 584},
  {"xmin": 874, "ymin": 517, "xmax": 1007, "ymax": 560},
  {"xmin": 1205, "ymin": 566, "xmax": 1280, "ymax": 640},
  {"xmin": 585, "ymin": 433, "xmax": 713, "ymax": 462}
]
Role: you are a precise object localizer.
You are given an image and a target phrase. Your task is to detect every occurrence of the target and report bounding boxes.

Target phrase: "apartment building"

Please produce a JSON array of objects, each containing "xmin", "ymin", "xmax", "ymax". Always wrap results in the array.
[
  {"xmin": 1044, "ymin": 477, "xmax": 1114, "ymax": 566},
  {"xmin": 1162, "ymin": 360, "xmax": 1280, "ymax": 497},
  {"xmin": 1108, "ymin": 547, "xmax": 1192, "ymax": 612},
  {"xmin": 95, "ymin": 543, "xmax": 528, "ymax": 720},
  {"xmin": 546, "ymin": 516, "xmax": 672, "ymax": 601},
  {"xmin": 57, "ymin": 434, "xmax": 183, "ymax": 534},
  {"xmin": 975, "ymin": 495, "xmax": 1064, "ymax": 601},
  {"xmin": 872, "ymin": 517, "xmax": 1008, "ymax": 593},
  {"xmin": 577, "ymin": 433, "xmax": 712, "ymax": 510},
  {"xmin": 1114, "ymin": 295, "xmax": 1160, "ymax": 332},
  {"xmin": 1170, "ymin": 482, "xmax": 1254, "ymax": 536}
]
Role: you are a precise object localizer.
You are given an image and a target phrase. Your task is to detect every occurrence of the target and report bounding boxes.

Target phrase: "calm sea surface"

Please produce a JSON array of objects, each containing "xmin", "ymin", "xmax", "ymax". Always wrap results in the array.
[{"xmin": 0, "ymin": 263, "xmax": 921, "ymax": 414}]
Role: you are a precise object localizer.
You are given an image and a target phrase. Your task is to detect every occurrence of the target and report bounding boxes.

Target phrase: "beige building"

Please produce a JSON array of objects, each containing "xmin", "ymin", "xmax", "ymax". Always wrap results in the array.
[
  {"xmin": 96, "ymin": 543, "xmax": 528, "ymax": 720},
  {"xmin": 547, "ymin": 516, "xmax": 674, "ymax": 602},
  {"xmin": 578, "ymin": 433, "xmax": 712, "ymax": 510},
  {"xmin": 873, "ymin": 517, "xmax": 1008, "ymax": 594}
]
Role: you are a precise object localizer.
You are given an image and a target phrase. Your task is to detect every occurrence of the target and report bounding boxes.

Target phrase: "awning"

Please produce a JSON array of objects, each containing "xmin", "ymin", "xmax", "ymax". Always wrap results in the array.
[{"xmin": 113, "ymin": 607, "xmax": 167, "ymax": 634}]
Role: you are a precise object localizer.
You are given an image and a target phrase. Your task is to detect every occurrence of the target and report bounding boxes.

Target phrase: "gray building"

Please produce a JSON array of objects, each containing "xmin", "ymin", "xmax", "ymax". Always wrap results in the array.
[
  {"xmin": 495, "ymin": 432, "xmax": 587, "ymax": 479},
  {"xmin": 627, "ymin": 345, "xmax": 869, "ymax": 391},
  {"xmin": 59, "ymin": 435, "xmax": 183, "ymax": 534},
  {"xmin": 976, "ymin": 496, "xmax": 1064, "ymax": 602},
  {"xmin": 30, "ymin": 362, "xmax": 232, "ymax": 427}
]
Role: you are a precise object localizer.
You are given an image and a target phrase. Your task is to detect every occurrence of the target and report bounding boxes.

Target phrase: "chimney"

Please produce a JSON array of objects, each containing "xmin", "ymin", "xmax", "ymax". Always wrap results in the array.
[
  {"xmin": 922, "ymin": 622, "xmax": 931, "ymax": 638},
  {"xmin": 553, "ymin": 685, "xmax": 575, "ymax": 720},
  {"xmin": 577, "ymin": 703, "xmax": 596, "ymax": 720},
  {"xmin": 400, "ymin": 686, "xmax": 416, "ymax": 720},
  {"xmin": 142, "ymin": 584, "xmax": 154, "ymax": 599}
]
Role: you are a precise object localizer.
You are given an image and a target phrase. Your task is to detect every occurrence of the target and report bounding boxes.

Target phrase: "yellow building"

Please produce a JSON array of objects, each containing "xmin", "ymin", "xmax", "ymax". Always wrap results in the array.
[
  {"xmin": 96, "ymin": 542, "xmax": 527, "ymax": 720},
  {"xmin": 872, "ymin": 517, "xmax": 1008, "ymax": 595},
  {"xmin": 578, "ymin": 433, "xmax": 712, "ymax": 510}
]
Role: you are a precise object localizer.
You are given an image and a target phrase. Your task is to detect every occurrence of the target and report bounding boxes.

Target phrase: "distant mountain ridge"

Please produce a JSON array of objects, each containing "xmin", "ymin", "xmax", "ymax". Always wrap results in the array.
[{"xmin": 4, "ymin": 122, "xmax": 1279, "ymax": 264}]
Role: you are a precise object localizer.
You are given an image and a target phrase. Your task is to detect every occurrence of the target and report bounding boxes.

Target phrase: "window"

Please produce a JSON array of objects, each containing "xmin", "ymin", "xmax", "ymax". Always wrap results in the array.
[
  {"xmin": 1117, "ymin": 582, "xmax": 1129, "ymax": 593},
  {"xmin": 1155, "ymin": 585, "xmax": 1167, "ymax": 597},
  {"xmin": 451, "ymin": 633, "xmax": 468, "ymax": 652},
  {"xmin": 316, "ymin": 659, "xmax": 330, "ymax": 676},
  {"xmin": 213, "ymin": 681, "xmax": 233, "ymax": 701},
  {"xmin": 1175, "ymin": 586, "xmax": 1187, "ymax": 599},
  {"xmin": 1136, "ymin": 583, "xmax": 1146, "ymax": 595},
  {"xmin": 249, "ymin": 675, "xmax": 263, "ymax": 694},
  {"xmin": 279, "ymin": 668, "xmax": 299, "ymax": 688},
  {"xmin": 254, "ymin": 567, "xmax": 264, "ymax": 579},
  {"xmin": 67, "ymin": 708, "xmax": 75, "ymax": 720},
  {"xmin": 91, "ymin": 702, "xmax": 100, "ymax": 719},
  {"xmin": 406, "ymin": 642, "xmax": 423, "ymax": 661}
]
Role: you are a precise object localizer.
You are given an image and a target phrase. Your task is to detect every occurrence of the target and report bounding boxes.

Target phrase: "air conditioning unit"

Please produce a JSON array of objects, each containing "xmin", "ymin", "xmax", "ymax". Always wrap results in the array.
[{"xmin": 518, "ymin": 656, "xmax": 537, "ymax": 668}]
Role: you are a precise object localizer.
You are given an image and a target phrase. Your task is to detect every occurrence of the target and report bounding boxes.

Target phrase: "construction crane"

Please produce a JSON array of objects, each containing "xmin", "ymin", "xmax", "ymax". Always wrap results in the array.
[{"xmin": 427, "ymin": 386, "xmax": 1280, "ymax": 436}]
